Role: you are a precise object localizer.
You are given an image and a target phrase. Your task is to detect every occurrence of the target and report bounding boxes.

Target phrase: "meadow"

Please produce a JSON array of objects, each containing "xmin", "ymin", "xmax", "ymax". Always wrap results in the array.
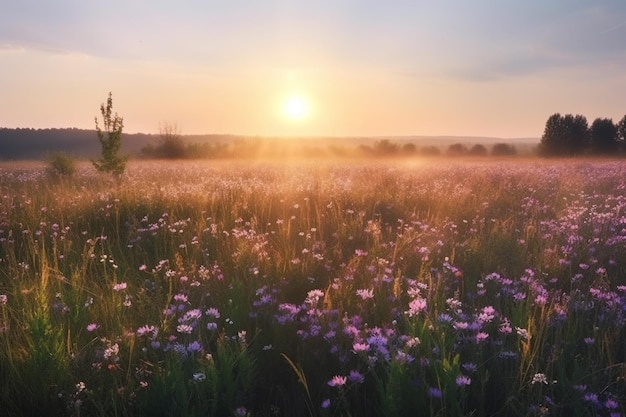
[{"xmin": 0, "ymin": 158, "xmax": 625, "ymax": 417}]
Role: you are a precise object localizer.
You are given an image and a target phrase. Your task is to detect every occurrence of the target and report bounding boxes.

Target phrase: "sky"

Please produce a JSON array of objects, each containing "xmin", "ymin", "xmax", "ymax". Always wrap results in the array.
[{"xmin": 2, "ymin": 0, "xmax": 626, "ymax": 138}]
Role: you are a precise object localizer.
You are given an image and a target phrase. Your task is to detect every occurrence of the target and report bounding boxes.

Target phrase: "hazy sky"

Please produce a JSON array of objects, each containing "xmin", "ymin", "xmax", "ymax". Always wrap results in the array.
[{"xmin": 2, "ymin": 1, "xmax": 626, "ymax": 137}]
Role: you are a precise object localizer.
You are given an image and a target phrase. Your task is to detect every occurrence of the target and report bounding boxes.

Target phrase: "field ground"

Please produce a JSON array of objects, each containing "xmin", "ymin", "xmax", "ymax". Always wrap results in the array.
[{"xmin": 0, "ymin": 158, "xmax": 625, "ymax": 416}]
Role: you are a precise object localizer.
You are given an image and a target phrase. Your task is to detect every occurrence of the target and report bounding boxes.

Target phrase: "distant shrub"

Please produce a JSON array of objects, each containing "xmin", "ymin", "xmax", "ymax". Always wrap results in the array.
[
  {"xmin": 373, "ymin": 139, "xmax": 399, "ymax": 155},
  {"xmin": 468, "ymin": 144, "xmax": 488, "ymax": 156},
  {"xmin": 419, "ymin": 145, "xmax": 441, "ymax": 156},
  {"xmin": 46, "ymin": 152, "xmax": 77, "ymax": 178},
  {"xmin": 491, "ymin": 143, "xmax": 517, "ymax": 156},
  {"xmin": 446, "ymin": 143, "xmax": 467, "ymax": 156},
  {"xmin": 402, "ymin": 143, "xmax": 417, "ymax": 154}
]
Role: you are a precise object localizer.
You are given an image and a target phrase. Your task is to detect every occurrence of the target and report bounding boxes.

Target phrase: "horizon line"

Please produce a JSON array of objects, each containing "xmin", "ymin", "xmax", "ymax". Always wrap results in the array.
[{"xmin": 0, "ymin": 126, "xmax": 541, "ymax": 141}]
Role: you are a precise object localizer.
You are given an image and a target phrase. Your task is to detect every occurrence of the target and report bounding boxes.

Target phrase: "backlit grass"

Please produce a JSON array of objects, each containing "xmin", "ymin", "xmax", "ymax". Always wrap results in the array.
[{"xmin": 0, "ymin": 159, "xmax": 624, "ymax": 416}]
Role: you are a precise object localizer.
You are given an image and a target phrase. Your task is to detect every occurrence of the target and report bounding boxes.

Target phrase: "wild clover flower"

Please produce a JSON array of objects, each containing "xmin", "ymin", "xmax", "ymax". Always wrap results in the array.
[
  {"xmin": 405, "ymin": 336, "xmax": 420, "ymax": 348},
  {"xmin": 405, "ymin": 297, "xmax": 427, "ymax": 317},
  {"xmin": 103, "ymin": 343, "xmax": 119, "ymax": 360},
  {"xmin": 531, "ymin": 373, "xmax": 548, "ymax": 385},
  {"xmin": 86, "ymin": 323, "xmax": 99, "ymax": 332},
  {"xmin": 477, "ymin": 306, "xmax": 496, "ymax": 323},
  {"xmin": 180, "ymin": 309, "xmax": 202, "ymax": 322},
  {"xmin": 352, "ymin": 342, "xmax": 370, "ymax": 353},
  {"xmin": 475, "ymin": 331, "xmax": 489, "ymax": 343},
  {"xmin": 176, "ymin": 324, "xmax": 194, "ymax": 334},
  {"xmin": 123, "ymin": 294, "xmax": 132, "ymax": 307},
  {"xmin": 137, "ymin": 325, "xmax": 158, "ymax": 338},
  {"xmin": 305, "ymin": 289, "xmax": 324, "ymax": 305},
  {"xmin": 112, "ymin": 282, "xmax": 127, "ymax": 291},
  {"xmin": 327, "ymin": 375, "xmax": 347, "ymax": 387},
  {"xmin": 499, "ymin": 318, "xmax": 512, "ymax": 334},
  {"xmin": 516, "ymin": 327, "xmax": 530, "ymax": 341},
  {"xmin": 534, "ymin": 294, "xmax": 548, "ymax": 306},
  {"xmin": 356, "ymin": 288, "xmax": 374, "ymax": 300},
  {"xmin": 173, "ymin": 293, "xmax": 188, "ymax": 303},
  {"xmin": 453, "ymin": 321, "xmax": 469, "ymax": 330}
]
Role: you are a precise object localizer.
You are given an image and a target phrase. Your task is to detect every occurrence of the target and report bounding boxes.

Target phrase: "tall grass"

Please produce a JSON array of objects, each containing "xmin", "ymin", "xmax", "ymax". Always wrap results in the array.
[{"xmin": 0, "ymin": 158, "xmax": 624, "ymax": 416}]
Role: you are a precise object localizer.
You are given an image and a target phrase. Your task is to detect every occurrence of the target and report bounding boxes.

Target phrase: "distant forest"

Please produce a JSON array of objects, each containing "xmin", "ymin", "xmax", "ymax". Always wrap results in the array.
[
  {"xmin": 0, "ymin": 127, "xmax": 531, "ymax": 160},
  {"xmin": 0, "ymin": 128, "xmax": 239, "ymax": 160}
]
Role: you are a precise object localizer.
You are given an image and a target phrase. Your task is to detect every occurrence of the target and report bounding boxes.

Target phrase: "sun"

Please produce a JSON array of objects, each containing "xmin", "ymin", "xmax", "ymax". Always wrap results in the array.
[{"xmin": 282, "ymin": 95, "xmax": 310, "ymax": 121}]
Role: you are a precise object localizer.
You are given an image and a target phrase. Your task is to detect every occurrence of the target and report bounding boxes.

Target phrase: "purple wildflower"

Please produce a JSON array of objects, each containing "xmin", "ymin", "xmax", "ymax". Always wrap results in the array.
[
  {"xmin": 456, "ymin": 375, "xmax": 471, "ymax": 386},
  {"xmin": 187, "ymin": 341, "xmax": 202, "ymax": 352},
  {"xmin": 428, "ymin": 387, "xmax": 443, "ymax": 398},
  {"xmin": 348, "ymin": 370, "xmax": 365, "ymax": 384}
]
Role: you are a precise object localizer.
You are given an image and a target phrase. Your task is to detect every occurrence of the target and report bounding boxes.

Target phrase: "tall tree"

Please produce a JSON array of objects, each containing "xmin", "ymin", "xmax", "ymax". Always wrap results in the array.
[
  {"xmin": 540, "ymin": 113, "xmax": 589, "ymax": 156},
  {"xmin": 566, "ymin": 114, "xmax": 590, "ymax": 155},
  {"xmin": 92, "ymin": 92, "xmax": 127, "ymax": 178},
  {"xmin": 617, "ymin": 115, "xmax": 626, "ymax": 149},
  {"xmin": 540, "ymin": 113, "xmax": 566, "ymax": 155},
  {"xmin": 590, "ymin": 117, "xmax": 618, "ymax": 154}
]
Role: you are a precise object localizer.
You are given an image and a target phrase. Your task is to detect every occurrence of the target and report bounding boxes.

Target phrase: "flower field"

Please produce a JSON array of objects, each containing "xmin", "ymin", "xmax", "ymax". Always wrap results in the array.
[{"xmin": 0, "ymin": 159, "xmax": 625, "ymax": 416}]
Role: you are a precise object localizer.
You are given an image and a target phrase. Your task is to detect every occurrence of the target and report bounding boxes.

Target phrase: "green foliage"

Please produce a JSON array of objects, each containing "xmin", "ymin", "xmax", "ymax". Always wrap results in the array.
[
  {"xmin": 46, "ymin": 152, "xmax": 77, "ymax": 178},
  {"xmin": 618, "ymin": 115, "xmax": 626, "ymax": 144},
  {"xmin": 590, "ymin": 117, "xmax": 618, "ymax": 154},
  {"xmin": 141, "ymin": 122, "xmax": 187, "ymax": 159},
  {"xmin": 92, "ymin": 92, "xmax": 127, "ymax": 178},
  {"xmin": 540, "ymin": 113, "xmax": 589, "ymax": 156},
  {"xmin": 1, "ymin": 160, "xmax": 625, "ymax": 416}
]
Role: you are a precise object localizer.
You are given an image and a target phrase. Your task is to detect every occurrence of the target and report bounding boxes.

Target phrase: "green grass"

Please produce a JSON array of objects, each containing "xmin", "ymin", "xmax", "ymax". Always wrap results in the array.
[{"xmin": 0, "ymin": 158, "xmax": 625, "ymax": 416}]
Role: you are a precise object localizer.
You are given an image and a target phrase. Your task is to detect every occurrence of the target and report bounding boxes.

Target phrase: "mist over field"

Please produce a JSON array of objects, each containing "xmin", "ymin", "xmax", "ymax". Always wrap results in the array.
[{"xmin": 0, "ymin": 127, "xmax": 539, "ymax": 160}]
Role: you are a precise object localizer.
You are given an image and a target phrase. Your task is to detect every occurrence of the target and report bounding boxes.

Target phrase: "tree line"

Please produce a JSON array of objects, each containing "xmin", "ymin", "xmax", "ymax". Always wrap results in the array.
[{"xmin": 540, "ymin": 113, "xmax": 626, "ymax": 156}]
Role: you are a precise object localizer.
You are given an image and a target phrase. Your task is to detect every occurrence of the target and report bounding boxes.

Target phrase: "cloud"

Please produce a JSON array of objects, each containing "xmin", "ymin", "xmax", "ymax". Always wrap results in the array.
[
  {"xmin": 402, "ymin": 2, "xmax": 626, "ymax": 82},
  {"xmin": 3, "ymin": 1, "xmax": 626, "ymax": 81}
]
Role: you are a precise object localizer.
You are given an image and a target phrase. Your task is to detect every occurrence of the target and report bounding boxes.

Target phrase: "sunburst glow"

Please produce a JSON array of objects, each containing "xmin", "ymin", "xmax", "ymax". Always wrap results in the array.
[{"xmin": 282, "ymin": 96, "xmax": 310, "ymax": 121}]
